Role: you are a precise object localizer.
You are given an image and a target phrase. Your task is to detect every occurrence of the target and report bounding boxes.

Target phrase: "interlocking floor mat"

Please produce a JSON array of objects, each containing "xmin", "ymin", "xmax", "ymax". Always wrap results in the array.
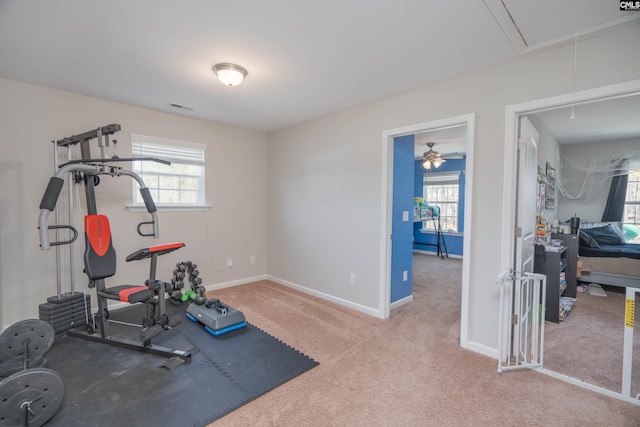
[{"xmin": 43, "ymin": 302, "xmax": 318, "ymax": 427}]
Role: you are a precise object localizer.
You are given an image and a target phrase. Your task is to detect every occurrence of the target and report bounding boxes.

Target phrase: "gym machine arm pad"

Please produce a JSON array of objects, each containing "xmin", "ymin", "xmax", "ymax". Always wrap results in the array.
[
  {"xmin": 139, "ymin": 187, "xmax": 157, "ymax": 213},
  {"xmin": 117, "ymin": 170, "xmax": 159, "ymax": 238},
  {"xmin": 136, "ymin": 188, "xmax": 160, "ymax": 237},
  {"xmin": 38, "ymin": 164, "xmax": 98, "ymax": 250},
  {"xmin": 39, "ymin": 177, "xmax": 64, "ymax": 211}
]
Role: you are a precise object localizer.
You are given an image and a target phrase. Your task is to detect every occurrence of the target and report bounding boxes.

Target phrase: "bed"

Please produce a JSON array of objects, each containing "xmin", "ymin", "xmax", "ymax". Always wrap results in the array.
[{"xmin": 576, "ymin": 221, "xmax": 640, "ymax": 288}]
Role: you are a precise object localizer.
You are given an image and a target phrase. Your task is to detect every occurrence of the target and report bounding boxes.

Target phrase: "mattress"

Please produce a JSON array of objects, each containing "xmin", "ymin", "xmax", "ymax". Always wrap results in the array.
[
  {"xmin": 579, "ymin": 243, "xmax": 640, "ymax": 260},
  {"xmin": 579, "ymin": 255, "xmax": 640, "ymax": 278}
]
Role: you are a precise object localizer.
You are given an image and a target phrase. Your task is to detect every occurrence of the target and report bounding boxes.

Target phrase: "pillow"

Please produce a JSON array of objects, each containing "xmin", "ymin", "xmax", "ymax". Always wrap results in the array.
[
  {"xmin": 579, "ymin": 221, "xmax": 609, "ymax": 230},
  {"xmin": 578, "ymin": 230, "xmax": 600, "ymax": 248},
  {"xmin": 580, "ymin": 223, "xmax": 626, "ymax": 245},
  {"xmin": 580, "ymin": 221, "xmax": 624, "ymax": 233}
]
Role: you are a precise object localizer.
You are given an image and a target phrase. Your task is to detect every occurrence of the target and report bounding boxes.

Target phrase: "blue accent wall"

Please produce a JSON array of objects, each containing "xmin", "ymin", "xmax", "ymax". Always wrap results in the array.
[
  {"xmin": 390, "ymin": 135, "xmax": 415, "ymax": 303},
  {"xmin": 413, "ymin": 157, "xmax": 466, "ymax": 256}
]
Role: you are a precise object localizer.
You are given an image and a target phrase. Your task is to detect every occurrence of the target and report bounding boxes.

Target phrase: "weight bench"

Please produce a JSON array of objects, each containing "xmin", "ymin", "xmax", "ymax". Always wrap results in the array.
[{"xmin": 67, "ymin": 214, "xmax": 191, "ymax": 360}]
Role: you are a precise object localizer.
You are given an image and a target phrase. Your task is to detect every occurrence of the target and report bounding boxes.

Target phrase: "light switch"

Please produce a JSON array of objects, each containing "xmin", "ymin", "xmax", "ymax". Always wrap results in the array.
[{"xmin": 402, "ymin": 211, "xmax": 409, "ymax": 221}]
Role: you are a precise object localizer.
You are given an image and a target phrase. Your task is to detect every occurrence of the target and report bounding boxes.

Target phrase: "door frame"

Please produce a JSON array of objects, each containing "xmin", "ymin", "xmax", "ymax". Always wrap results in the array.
[
  {"xmin": 500, "ymin": 79, "xmax": 640, "ymax": 404},
  {"xmin": 500, "ymin": 78, "xmax": 640, "ymax": 275},
  {"xmin": 380, "ymin": 113, "xmax": 475, "ymax": 349}
]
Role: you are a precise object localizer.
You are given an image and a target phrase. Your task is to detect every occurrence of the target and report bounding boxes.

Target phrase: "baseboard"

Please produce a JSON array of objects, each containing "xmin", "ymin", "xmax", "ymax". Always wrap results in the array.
[
  {"xmin": 204, "ymin": 274, "xmax": 269, "ymax": 292},
  {"xmin": 466, "ymin": 340, "xmax": 498, "ymax": 360},
  {"xmin": 82, "ymin": 275, "xmax": 386, "ymax": 321},
  {"xmin": 413, "ymin": 249, "xmax": 463, "ymax": 260},
  {"xmin": 390, "ymin": 295, "xmax": 413, "ymax": 310},
  {"xmin": 266, "ymin": 275, "xmax": 383, "ymax": 318},
  {"xmin": 538, "ymin": 368, "xmax": 640, "ymax": 406}
]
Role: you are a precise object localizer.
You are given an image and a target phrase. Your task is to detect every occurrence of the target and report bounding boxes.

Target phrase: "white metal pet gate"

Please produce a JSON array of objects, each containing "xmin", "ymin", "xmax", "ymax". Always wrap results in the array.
[
  {"xmin": 497, "ymin": 270, "xmax": 640, "ymax": 403},
  {"xmin": 496, "ymin": 271, "xmax": 546, "ymax": 373}
]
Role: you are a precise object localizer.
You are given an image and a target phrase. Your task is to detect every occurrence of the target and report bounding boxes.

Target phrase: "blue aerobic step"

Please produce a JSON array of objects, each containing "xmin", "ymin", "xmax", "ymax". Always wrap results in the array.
[{"xmin": 186, "ymin": 301, "xmax": 246, "ymax": 336}]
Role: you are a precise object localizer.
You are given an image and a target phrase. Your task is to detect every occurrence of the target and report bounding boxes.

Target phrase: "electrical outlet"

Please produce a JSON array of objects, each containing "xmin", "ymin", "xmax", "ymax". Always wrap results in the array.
[
  {"xmin": 403, "ymin": 270, "xmax": 408, "ymax": 281},
  {"xmin": 349, "ymin": 273, "xmax": 356, "ymax": 285},
  {"xmin": 227, "ymin": 258, "xmax": 233, "ymax": 268},
  {"xmin": 250, "ymin": 255, "xmax": 256, "ymax": 264}
]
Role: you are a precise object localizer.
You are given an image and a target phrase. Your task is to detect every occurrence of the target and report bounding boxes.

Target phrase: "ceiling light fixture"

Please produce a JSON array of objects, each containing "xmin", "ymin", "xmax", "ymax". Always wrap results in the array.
[
  {"xmin": 212, "ymin": 63, "xmax": 248, "ymax": 87},
  {"xmin": 422, "ymin": 142, "xmax": 446, "ymax": 170}
]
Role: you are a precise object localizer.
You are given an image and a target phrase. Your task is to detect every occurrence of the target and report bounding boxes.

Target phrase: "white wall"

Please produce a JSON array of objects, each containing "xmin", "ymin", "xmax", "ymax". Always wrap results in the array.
[
  {"xmin": 0, "ymin": 78, "xmax": 268, "ymax": 329},
  {"xmin": 558, "ymin": 137, "xmax": 640, "ymax": 222},
  {"xmin": 266, "ymin": 24, "xmax": 640, "ymax": 353}
]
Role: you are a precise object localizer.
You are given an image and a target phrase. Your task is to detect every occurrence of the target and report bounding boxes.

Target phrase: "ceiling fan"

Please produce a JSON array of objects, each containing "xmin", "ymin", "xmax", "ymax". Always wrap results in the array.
[{"xmin": 422, "ymin": 142, "xmax": 461, "ymax": 169}]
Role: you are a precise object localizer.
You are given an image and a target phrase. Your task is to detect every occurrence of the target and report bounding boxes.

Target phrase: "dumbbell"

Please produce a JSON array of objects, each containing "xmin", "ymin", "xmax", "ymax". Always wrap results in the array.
[
  {"xmin": 0, "ymin": 319, "xmax": 64, "ymax": 427},
  {"xmin": 194, "ymin": 285, "xmax": 207, "ymax": 305}
]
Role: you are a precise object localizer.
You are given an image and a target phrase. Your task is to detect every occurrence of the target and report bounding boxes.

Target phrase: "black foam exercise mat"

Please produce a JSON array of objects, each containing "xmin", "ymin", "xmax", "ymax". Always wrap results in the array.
[{"xmin": 43, "ymin": 302, "xmax": 318, "ymax": 427}]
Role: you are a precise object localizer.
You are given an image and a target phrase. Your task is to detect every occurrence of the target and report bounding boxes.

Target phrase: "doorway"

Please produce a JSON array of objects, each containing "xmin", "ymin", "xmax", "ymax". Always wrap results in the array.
[
  {"xmin": 381, "ymin": 113, "xmax": 475, "ymax": 349},
  {"xmin": 502, "ymin": 79, "xmax": 640, "ymax": 403}
]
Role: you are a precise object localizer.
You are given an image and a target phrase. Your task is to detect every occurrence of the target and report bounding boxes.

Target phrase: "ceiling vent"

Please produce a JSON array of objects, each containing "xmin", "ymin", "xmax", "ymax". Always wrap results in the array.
[{"xmin": 170, "ymin": 103, "xmax": 195, "ymax": 111}]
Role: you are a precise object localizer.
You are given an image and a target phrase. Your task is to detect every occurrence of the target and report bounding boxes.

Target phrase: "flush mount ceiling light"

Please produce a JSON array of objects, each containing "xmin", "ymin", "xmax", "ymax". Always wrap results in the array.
[
  {"xmin": 212, "ymin": 63, "xmax": 248, "ymax": 87},
  {"xmin": 422, "ymin": 142, "xmax": 446, "ymax": 170}
]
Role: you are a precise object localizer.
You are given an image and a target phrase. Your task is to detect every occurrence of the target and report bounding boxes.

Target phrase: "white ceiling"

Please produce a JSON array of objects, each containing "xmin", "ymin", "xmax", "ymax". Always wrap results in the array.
[
  {"xmin": 414, "ymin": 92, "xmax": 640, "ymax": 159},
  {"xmin": 531, "ymin": 94, "xmax": 640, "ymax": 145},
  {"xmin": 0, "ymin": 1, "xmax": 637, "ymax": 133},
  {"xmin": 415, "ymin": 125, "xmax": 468, "ymax": 159}
]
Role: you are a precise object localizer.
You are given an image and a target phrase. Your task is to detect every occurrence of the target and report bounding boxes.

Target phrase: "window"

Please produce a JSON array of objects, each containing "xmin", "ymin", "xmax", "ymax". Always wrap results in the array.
[
  {"xmin": 423, "ymin": 172, "xmax": 460, "ymax": 233},
  {"xmin": 624, "ymin": 170, "xmax": 640, "ymax": 243},
  {"xmin": 131, "ymin": 135, "xmax": 206, "ymax": 208}
]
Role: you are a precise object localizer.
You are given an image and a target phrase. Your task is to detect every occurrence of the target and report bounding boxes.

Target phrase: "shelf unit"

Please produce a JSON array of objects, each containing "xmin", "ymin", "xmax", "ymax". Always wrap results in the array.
[
  {"xmin": 534, "ymin": 245, "xmax": 568, "ymax": 323},
  {"xmin": 551, "ymin": 233, "xmax": 578, "ymax": 298},
  {"xmin": 413, "ymin": 205, "xmax": 448, "ymax": 259}
]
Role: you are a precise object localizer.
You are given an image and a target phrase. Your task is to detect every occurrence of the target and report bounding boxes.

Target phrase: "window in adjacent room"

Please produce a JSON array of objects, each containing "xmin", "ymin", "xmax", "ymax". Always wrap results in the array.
[
  {"xmin": 623, "ymin": 169, "xmax": 640, "ymax": 243},
  {"xmin": 423, "ymin": 172, "xmax": 460, "ymax": 233},
  {"xmin": 131, "ymin": 135, "xmax": 206, "ymax": 208}
]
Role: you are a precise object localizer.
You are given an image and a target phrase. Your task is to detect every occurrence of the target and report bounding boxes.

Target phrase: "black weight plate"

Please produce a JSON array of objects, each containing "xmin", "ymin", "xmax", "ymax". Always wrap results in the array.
[
  {"xmin": 0, "ymin": 355, "xmax": 46, "ymax": 377},
  {"xmin": 0, "ymin": 368, "xmax": 64, "ymax": 427},
  {"xmin": 0, "ymin": 320, "xmax": 54, "ymax": 361}
]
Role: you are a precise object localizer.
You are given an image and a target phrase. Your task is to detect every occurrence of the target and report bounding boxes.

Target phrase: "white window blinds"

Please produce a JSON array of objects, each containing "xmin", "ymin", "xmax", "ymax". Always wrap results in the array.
[{"xmin": 132, "ymin": 137, "xmax": 205, "ymax": 165}]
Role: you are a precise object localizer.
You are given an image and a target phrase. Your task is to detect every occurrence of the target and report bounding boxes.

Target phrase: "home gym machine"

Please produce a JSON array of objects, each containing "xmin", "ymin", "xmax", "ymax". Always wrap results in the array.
[
  {"xmin": 0, "ymin": 319, "xmax": 64, "ymax": 427},
  {"xmin": 38, "ymin": 124, "xmax": 191, "ymax": 360}
]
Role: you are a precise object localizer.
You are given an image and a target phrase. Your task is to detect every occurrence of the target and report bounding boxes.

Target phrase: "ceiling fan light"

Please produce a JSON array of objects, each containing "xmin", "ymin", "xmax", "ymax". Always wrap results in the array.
[
  {"xmin": 213, "ymin": 63, "xmax": 248, "ymax": 87},
  {"xmin": 422, "ymin": 142, "xmax": 447, "ymax": 169}
]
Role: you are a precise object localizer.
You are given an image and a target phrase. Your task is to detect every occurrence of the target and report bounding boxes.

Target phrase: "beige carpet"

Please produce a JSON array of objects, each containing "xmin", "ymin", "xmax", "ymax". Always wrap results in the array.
[
  {"xmin": 544, "ymin": 284, "xmax": 640, "ymax": 396},
  {"xmin": 206, "ymin": 254, "xmax": 640, "ymax": 426}
]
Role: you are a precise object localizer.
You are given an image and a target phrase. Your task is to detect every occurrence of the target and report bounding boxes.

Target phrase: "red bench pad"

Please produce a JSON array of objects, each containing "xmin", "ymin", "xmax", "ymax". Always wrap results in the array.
[
  {"xmin": 126, "ymin": 242, "xmax": 185, "ymax": 262},
  {"xmin": 99, "ymin": 285, "xmax": 152, "ymax": 303}
]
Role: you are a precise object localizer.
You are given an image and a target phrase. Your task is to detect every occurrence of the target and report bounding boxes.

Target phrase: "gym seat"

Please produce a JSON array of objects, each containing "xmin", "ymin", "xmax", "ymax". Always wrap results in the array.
[{"xmin": 83, "ymin": 214, "xmax": 184, "ymax": 340}]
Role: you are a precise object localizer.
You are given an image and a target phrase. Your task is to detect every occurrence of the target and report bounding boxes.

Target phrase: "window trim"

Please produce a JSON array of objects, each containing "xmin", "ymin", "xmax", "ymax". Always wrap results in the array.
[
  {"xmin": 422, "ymin": 171, "xmax": 461, "ymax": 233},
  {"xmin": 129, "ymin": 134, "xmax": 207, "ymax": 210}
]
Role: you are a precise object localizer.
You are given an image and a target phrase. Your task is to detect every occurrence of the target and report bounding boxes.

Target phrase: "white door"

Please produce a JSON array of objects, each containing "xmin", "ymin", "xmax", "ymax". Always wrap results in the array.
[
  {"xmin": 515, "ymin": 116, "xmax": 539, "ymax": 274},
  {"xmin": 508, "ymin": 116, "xmax": 540, "ymax": 363}
]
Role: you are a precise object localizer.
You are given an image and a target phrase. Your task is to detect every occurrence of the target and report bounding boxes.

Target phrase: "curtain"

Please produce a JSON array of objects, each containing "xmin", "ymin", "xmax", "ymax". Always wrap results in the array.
[{"xmin": 601, "ymin": 167, "xmax": 629, "ymax": 222}]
